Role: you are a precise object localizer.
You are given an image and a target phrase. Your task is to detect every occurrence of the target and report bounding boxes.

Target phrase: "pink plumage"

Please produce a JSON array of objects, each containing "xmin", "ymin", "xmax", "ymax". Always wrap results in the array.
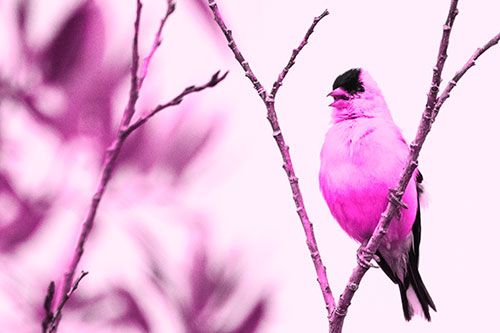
[{"xmin": 319, "ymin": 68, "xmax": 436, "ymax": 321}]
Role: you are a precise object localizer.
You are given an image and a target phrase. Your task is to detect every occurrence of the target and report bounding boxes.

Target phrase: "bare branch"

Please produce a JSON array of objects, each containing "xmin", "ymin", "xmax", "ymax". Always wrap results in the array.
[
  {"xmin": 41, "ymin": 282, "xmax": 55, "ymax": 332},
  {"xmin": 329, "ymin": 1, "xmax": 500, "ymax": 332},
  {"xmin": 55, "ymin": 2, "xmax": 146, "ymax": 315},
  {"xmin": 48, "ymin": 2, "xmax": 226, "ymax": 331},
  {"xmin": 138, "ymin": 0, "xmax": 176, "ymax": 90},
  {"xmin": 126, "ymin": 70, "xmax": 228, "ymax": 134},
  {"xmin": 121, "ymin": 0, "xmax": 143, "ymax": 128},
  {"xmin": 424, "ymin": 0, "xmax": 459, "ymax": 116},
  {"xmin": 207, "ymin": 0, "xmax": 335, "ymax": 317},
  {"xmin": 47, "ymin": 271, "xmax": 88, "ymax": 333},
  {"xmin": 207, "ymin": 0, "xmax": 267, "ymax": 101},
  {"xmin": 432, "ymin": 32, "xmax": 500, "ymax": 121},
  {"xmin": 270, "ymin": 9, "xmax": 329, "ymax": 99}
]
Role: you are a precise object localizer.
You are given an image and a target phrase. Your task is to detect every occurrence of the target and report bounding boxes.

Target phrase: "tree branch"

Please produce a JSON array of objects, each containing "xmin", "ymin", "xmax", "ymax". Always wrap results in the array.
[
  {"xmin": 432, "ymin": 31, "xmax": 500, "ymax": 121},
  {"xmin": 331, "ymin": 1, "xmax": 459, "ymax": 330},
  {"xmin": 207, "ymin": 0, "xmax": 267, "ymax": 101},
  {"xmin": 125, "ymin": 70, "xmax": 228, "ymax": 134},
  {"xmin": 270, "ymin": 10, "xmax": 329, "ymax": 99},
  {"xmin": 331, "ymin": 1, "xmax": 499, "ymax": 331},
  {"xmin": 121, "ymin": 0, "xmax": 143, "ymax": 129},
  {"xmin": 45, "ymin": 1, "xmax": 226, "ymax": 331},
  {"xmin": 138, "ymin": 0, "xmax": 176, "ymax": 90},
  {"xmin": 207, "ymin": 0, "xmax": 335, "ymax": 317},
  {"xmin": 424, "ymin": 0, "xmax": 459, "ymax": 115},
  {"xmin": 46, "ymin": 271, "xmax": 88, "ymax": 333}
]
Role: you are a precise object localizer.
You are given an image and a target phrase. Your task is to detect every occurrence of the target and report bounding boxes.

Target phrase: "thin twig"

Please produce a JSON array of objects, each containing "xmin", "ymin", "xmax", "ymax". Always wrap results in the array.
[
  {"xmin": 424, "ymin": 0, "xmax": 460, "ymax": 117},
  {"xmin": 138, "ymin": 0, "xmax": 176, "ymax": 89},
  {"xmin": 121, "ymin": 0, "xmax": 143, "ymax": 129},
  {"xmin": 126, "ymin": 70, "xmax": 228, "ymax": 134},
  {"xmin": 47, "ymin": 1, "xmax": 226, "ymax": 331},
  {"xmin": 41, "ymin": 282, "xmax": 55, "ymax": 332},
  {"xmin": 207, "ymin": 0, "xmax": 335, "ymax": 317},
  {"xmin": 47, "ymin": 271, "xmax": 88, "ymax": 333},
  {"xmin": 270, "ymin": 9, "xmax": 329, "ymax": 99},
  {"xmin": 207, "ymin": 0, "xmax": 266, "ymax": 101},
  {"xmin": 432, "ymin": 32, "xmax": 500, "ymax": 121}
]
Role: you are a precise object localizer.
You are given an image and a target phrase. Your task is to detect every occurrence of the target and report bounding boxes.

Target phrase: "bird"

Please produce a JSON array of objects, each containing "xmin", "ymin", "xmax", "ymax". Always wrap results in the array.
[{"xmin": 319, "ymin": 68, "xmax": 436, "ymax": 321}]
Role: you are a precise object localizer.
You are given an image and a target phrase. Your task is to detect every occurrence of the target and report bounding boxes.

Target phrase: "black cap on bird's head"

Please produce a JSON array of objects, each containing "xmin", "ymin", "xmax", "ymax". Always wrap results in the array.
[
  {"xmin": 328, "ymin": 68, "xmax": 392, "ymax": 120},
  {"xmin": 332, "ymin": 68, "xmax": 365, "ymax": 95}
]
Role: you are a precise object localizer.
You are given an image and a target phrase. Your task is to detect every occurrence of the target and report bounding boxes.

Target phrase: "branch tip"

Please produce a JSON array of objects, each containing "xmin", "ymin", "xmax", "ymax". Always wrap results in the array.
[
  {"xmin": 47, "ymin": 270, "xmax": 89, "ymax": 332},
  {"xmin": 318, "ymin": 8, "xmax": 330, "ymax": 19},
  {"xmin": 209, "ymin": 70, "xmax": 229, "ymax": 87}
]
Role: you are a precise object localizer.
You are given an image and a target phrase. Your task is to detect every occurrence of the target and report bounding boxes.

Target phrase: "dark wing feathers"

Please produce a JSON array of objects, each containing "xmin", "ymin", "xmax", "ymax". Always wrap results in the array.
[{"xmin": 376, "ymin": 171, "xmax": 436, "ymax": 321}]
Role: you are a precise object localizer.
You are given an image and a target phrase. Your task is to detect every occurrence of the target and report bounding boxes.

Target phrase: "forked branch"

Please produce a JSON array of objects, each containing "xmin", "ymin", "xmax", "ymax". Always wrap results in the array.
[
  {"xmin": 207, "ymin": 0, "xmax": 335, "ymax": 318},
  {"xmin": 331, "ymin": 1, "xmax": 499, "ymax": 332},
  {"xmin": 43, "ymin": 1, "xmax": 226, "ymax": 331}
]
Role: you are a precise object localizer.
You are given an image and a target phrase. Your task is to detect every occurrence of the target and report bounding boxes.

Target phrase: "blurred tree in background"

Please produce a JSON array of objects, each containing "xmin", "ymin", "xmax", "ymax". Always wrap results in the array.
[{"xmin": 0, "ymin": 1, "xmax": 268, "ymax": 331}]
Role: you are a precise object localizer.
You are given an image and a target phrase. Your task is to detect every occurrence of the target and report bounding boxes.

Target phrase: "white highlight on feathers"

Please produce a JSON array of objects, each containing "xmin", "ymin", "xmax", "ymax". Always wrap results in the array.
[
  {"xmin": 418, "ymin": 180, "xmax": 430, "ymax": 208},
  {"xmin": 407, "ymin": 285, "xmax": 424, "ymax": 319}
]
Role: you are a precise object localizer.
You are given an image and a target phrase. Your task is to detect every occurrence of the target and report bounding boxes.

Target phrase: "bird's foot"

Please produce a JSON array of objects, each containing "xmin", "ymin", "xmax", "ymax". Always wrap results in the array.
[{"xmin": 356, "ymin": 246, "xmax": 380, "ymax": 269}]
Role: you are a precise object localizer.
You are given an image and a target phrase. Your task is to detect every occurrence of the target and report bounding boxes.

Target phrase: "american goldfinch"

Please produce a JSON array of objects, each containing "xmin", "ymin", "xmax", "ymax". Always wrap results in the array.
[{"xmin": 319, "ymin": 68, "xmax": 436, "ymax": 320}]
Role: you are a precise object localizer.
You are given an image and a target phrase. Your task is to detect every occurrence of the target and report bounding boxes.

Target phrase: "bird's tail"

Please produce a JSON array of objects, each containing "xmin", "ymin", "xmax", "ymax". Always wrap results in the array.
[
  {"xmin": 403, "ymin": 255, "xmax": 436, "ymax": 321},
  {"xmin": 377, "ymin": 170, "xmax": 436, "ymax": 320},
  {"xmin": 377, "ymin": 249, "xmax": 436, "ymax": 321}
]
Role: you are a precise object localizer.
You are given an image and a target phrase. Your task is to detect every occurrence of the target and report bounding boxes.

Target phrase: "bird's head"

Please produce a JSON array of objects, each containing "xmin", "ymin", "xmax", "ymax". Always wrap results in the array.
[{"xmin": 327, "ymin": 68, "xmax": 392, "ymax": 121}]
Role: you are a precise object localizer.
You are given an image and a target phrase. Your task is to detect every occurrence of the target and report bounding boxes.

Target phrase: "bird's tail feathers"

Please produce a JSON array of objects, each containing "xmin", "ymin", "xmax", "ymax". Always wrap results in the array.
[
  {"xmin": 377, "ymin": 250, "xmax": 436, "ymax": 321},
  {"xmin": 405, "ymin": 254, "xmax": 436, "ymax": 321}
]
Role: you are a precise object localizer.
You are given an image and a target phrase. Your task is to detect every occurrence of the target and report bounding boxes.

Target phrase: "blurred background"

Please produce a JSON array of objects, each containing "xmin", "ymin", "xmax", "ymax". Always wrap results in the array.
[{"xmin": 0, "ymin": 0, "xmax": 499, "ymax": 332}]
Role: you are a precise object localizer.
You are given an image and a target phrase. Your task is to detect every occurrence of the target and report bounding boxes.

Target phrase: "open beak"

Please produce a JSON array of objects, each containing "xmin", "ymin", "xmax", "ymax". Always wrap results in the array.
[
  {"xmin": 327, "ymin": 88, "xmax": 349, "ymax": 100},
  {"xmin": 327, "ymin": 88, "xmax": 349, "ymax": 106}
]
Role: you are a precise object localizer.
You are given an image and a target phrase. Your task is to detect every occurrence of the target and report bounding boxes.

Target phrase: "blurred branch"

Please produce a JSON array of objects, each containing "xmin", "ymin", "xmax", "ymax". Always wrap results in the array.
[
  {"xmin": 47, "ymin": 1, "xmax": 226, "ymax": 331},
  {"xmin": 141, "ymin": 229, "xmax": 267, "ymax": 333},
  {"xmin": 46, "ymin": 271, "xmax": 88, "ymax": 333},
  {"xmin": 41, "ymin": 282, "xmax": 55, "ymax": 332},
  {"xmin": 138, "ymin": 0, "xmax": 176, "ymax": 90},
  {"xmin": 0, "ymin": 80, "xmax": 60, "ymax": 132},
  {"xmin": 120, "ymin": 0, "xmax": 143, "ymax": 128},
  {"xmin": 125, "ymin": 70, "xmax": 228, "ymax": 134},
  {"xmin": 331, "ymin": 1, "xmax": 500, "ymax": 331},
  {"xmin": 207, "ymin": 0, "xmax": 335, "ymax": 318}
]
